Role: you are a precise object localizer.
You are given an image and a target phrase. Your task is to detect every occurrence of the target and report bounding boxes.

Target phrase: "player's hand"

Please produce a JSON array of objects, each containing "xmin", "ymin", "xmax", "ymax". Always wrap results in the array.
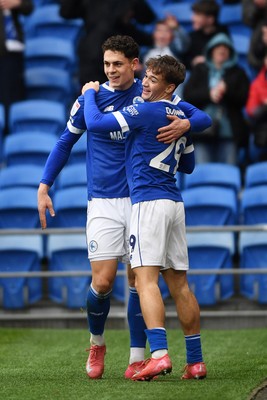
[
  {"xmin": 37, "ymin": 183, "xmax": 55, "ymax": 229},
  {"xmin": 157, "ymin": 115, "xmax": 190, "ymax": 144},
  {"xmin": 82, "ymin": 81, "xmax": 100, "ymax": 95}
]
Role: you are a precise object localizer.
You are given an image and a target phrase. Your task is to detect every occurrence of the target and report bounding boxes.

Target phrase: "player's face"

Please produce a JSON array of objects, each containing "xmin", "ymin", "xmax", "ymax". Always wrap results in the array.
[
  {"xmin": 103, "ymin": 50, "xmax": 139, "ymax": 90},
  {"xmin": 142, "ymin": 69, "xmax": 173, "ymax": 102}
]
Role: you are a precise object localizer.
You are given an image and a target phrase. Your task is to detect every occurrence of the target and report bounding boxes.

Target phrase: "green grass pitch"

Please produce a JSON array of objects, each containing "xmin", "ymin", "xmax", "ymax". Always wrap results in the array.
[{"xmin": 0, "ymin": 328, "xmax": 266, "ymax": 400}]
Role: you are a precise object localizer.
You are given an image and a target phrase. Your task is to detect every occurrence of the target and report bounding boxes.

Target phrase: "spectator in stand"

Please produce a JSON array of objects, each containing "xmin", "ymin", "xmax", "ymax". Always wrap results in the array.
[
  {"xmin": 0, "ymin": 0, "xmax": 34, "ymax": 134},
  {"xmin": 183, "ymin": 33, "xmax": 250, "ymax": 165},
  {"xmin": 242, "ymin": 0, "xmax": 267, "ymax": 72},
  {"xmin": 142, "ymin": 16, "xmax": 190, "ymax": 66},
  {"xmin": 59, "ymin": 0, "xmax": 155, "ymax": 86},
  {"xmin": 245, "ymin": 51, "xmax": 267, "ymax": 159},
  {"xmin": 183, "ymin": 0, "xmax": 229, "ymax": 70}
]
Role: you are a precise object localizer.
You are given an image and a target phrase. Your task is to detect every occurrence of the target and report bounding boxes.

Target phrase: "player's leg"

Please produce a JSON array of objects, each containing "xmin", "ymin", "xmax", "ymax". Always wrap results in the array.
[
  {"xmin": 125, "ymin": 263, "xmax": 147, "ymax": 379},
  {"xmin": 163, "ymin": 270, "xmax": 206, "ymax": 379},
  {"xmin": 131, "ymin": 265, "xmax": 172, "ymax": 381},
  {"xmin": 129, "ymin": 201, "xmax": 175, "ymax": 381},
  {"xmin": 162, "ymin": 201, "xmax": 206, "ymax": 380},
  {"xmin": 86, "ymin": 259, "xmax": 117, "ymax": 379},
  {"xmin": 85, "ymin": 198, "xmax": 125, "ymax": 379}
]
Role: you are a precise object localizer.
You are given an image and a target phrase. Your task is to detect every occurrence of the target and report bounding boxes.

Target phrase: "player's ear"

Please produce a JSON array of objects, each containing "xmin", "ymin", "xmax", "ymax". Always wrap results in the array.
[
  {"xmin": 131, "ymin": 58, "xmax": 140, "ymax": 71},
  {"xmin": 165, "ymin": 83, "xmax": 175, "ymax": 94}
]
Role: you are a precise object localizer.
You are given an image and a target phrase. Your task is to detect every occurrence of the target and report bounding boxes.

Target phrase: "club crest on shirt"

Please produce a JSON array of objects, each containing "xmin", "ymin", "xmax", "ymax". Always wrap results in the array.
[
  {"xmin": 89, "ymin": 240, "xmax": 98, "ymax": 252},
  {"xmin": 133, "ymin": 96, "xmax": 144, "ymax": 104}
]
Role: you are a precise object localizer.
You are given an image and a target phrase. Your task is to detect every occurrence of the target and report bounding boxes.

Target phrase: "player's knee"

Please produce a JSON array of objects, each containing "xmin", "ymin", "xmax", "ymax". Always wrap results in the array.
[{"xmin": 92, "ymin": 276, "xmax": 113, "ymax": 294}]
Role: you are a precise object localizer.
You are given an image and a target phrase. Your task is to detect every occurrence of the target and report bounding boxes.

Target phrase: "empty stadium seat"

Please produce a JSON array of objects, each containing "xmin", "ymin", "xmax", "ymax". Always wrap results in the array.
[
  {"xmin": 47, "ymin": 234, "xmax": 91, "ymax": 308},
  {"xmin": 182, "ymin": 186, "xmax": 238, "ymax": 226},
  {"xmin": 3, "ymin": 132, "xmax": 57, "ymax": 166},
  {"xmin": 24, "ymin": 37, "xmax": 76, "ymax": 73},
  {"xmin": 186, "ymin": 232, "xmax": 235, "ymax": 305},
  {"xmin": 57, "ymin": 163, "xmax": 87, "ymax": 189},
  {"xmin": 0, "ymin": 164, "xmax": 43, "ymax": 189},
  {"xmin": 24, "ymin": 4, "xmax": 84, "ymax": 44},
  {"xmin": 244, "ymin": 162, "xmax": 267, "ymax": 188},
  {"xmin": 183, "ymin": 163, "xmax": 241, "ymax": 194},
  {"xmin": 239, "ymin": 232, "xmax": 267, "ymax": 304},
  {"xmin": 52, "ymin": 186, "xmax": 88, "ymax": 228},
  {"xmin": 68, "ymin": 134, "xmax": 87, "ymax": 164},
  {"xmin": 0, "ymin": 187, "xmax": 40, "ymax": 228},
  {"xmin": 162, "ymin": 2, "xmax": 193, "ymax": 31},
  {"xmin": 0, "ymin": 235, "xmax": 43, "ymax": 309},
  {"xmin": 241, "ymin": 186, "xmax": 267, "ymax": 225},
  {"xmin": 24, "ymin": 67, "xmax": 75, "ymax": 107},
  {"xmin": 219, "ymin": 3, "xmax": 242, "ymax": 27},
  {"xmin": 9, "ymin": 99, "xmax": 66, "ymax": 134}
]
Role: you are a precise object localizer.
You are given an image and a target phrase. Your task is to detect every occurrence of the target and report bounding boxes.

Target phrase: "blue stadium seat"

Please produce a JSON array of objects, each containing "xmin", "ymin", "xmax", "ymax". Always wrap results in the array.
[
  {"xmin": 68, "ymin": 134, "xmax": 87, "ymax": 164},
  {"xmin": 186, "ymin": 232, "xmax": 235, "ymax": 305},
  {"xmin": 239, "ymin": 232, "xmax": 267, "ymax": 304},
  {"xmin": 183, "ymin": 163, "xmax": 241, "ymax": 195},
  {"xmin": 244, "ymin": 162, "xmax": 267, "ymax": 188},
  {"xmin": 0, "ymin": 235, "xmax": 43, "ymax": 309},
  {"xmin": 0, "ymin": 187, "xmax": 40, "ymax": 228},
  {"xmin": 182, "ymin": 186, "xmax": 238, "ymax": 226},
  {"xmin": 24, "ymin": 4, "xmax": 84, "ymax": 44},
  {"xmin": 53, "ymin": 186, "xmax": 88, "ymax": 228},
  {"xmin": 241, "ymin": 186, "xmax": 267, "ymax": 225},
  {"xmin": 9, "ymin": 99, "xmax": 66, "ymax": 134},
  {"xmin": 230, "ymin": 32, "xmax": 252, "ymax": 78},
  {"xmin": 219, "ymin": 3, "xmax": 242, "ymax": 27},
  {"xmin": 24, "ymin": 37, "xmax": 76, "ymax": 73},
  {"xmin": 57, "ymin": 163, "xmax": 87, "ymax": 189},
  {"xmin": 3, "ymin": 132, "xmax": 57, "ymax": 166},
  {"xmin": 112, "ymin": 263, "xmax": 170, "ymax": 303},
  {"xmin": 47, "ymin": 234, "xmax": 91, "ymax": 308},
  {"xmin": 162, "ymin": 2, "xmax": 193, "ymax": 31},
  {"xmin": 0, "ymin": 164, "xmax": 43, "ymax": 189},
  {"xmin": 24, "ymin": 67, "xmax": 74, "ymax": 108}
]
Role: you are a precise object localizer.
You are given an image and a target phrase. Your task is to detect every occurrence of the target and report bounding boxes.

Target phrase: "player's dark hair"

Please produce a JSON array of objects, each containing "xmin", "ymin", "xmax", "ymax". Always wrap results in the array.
[
  {"xmin": 145, "ymin": 55, "xmax": 186, "ymax": 88},
  {"xmin": 102, "ymin": 35, "xmax": 139, "ymax": 60}
]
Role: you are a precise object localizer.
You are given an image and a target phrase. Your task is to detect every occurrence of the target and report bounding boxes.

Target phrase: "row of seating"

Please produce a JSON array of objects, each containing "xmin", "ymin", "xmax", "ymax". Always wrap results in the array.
[{"xmin": 1, "ymin": 230, "xmax": 266, "ymax": 309}]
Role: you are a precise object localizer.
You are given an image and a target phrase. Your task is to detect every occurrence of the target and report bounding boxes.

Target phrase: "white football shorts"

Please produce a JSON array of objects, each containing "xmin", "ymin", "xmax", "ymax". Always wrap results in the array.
[
  {"xmin": 129, "ymin": 199, "xmax": 189, "ymax": 271},
  {"xmin": 86, "ymin": 197, "xmax": 131, "ymax": 262}
]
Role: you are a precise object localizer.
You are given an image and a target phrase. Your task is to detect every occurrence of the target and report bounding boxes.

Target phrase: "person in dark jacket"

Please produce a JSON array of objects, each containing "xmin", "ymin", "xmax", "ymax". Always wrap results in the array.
[
  {"xmin": 59, "ymin": 0, "xmax": 155, "ymax": 86},
  {"xmin": 0, "ymin": 0, "xmax": 34, "ymax": 134},
  {"xmin": 183, "ymin": 0, "xmax": 229, "ymax": 70},
  {"xmin": 183, "ymin": 32, "xmax": 250, "ymax": 165}
]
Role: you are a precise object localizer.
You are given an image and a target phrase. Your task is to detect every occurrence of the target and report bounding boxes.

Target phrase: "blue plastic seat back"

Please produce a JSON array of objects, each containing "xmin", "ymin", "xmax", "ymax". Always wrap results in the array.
[
  {"xmin": 0, "ymin": 164, "xmax": 43, "ymax": 189},
  {"xmin": 47, "ymin": 234, "xmax": 90, "ymax": 308},
  {"xmin": 3, "ymin": 132, "xmax": 58, "ymax": 166},
  {"xmin": 25, "ymin": 4, "xmax": 84, "ymax": 44},
  {"xmin": 9, "ymin": 99, "xmax": 66, "ymax": 134},
  {"xmin": 0, "ymin": 187, "xmax": 40, "ymax": 228},
  {"xmin": 241, "ymin": 186, "xmax": 267, "ymax": 224},
  {"xmin": 182, "ymin": 186, "xmax": 238, "ymax": 226},
  {"xmin": 53, "ymin": 187, "xmax": 88, "ymax": 227},
  {"xmin": 24, "ymin": 37, "xmax": 76, "ymax": 72},
  {"xmin": 239, "ymin": 232, "xmax": 267, "ymax": 304},
  {"xmin": 24, "ymin": 67, "xmax": 74, "ymax": 106},
  {"xmin": 184, "ymin": 163, "xmax": 241, "ymax": 194},
  {"xmin": 162, "ymin": 2, "xmax": 193, "ymax": 31},
  {"xmin": 245, "ymin": 162, "xmax": 267, "ymax": 188},
  {"xmin": 186, "ymin": 232, "xmax": 235, "ymax": 305},
  {"xmin": 57, "ymin": 163, "xmax": 87, "ymax": 189},
  {"xmin": 0, "ymin": 235, "xmax": 43, "ymax": 309}
]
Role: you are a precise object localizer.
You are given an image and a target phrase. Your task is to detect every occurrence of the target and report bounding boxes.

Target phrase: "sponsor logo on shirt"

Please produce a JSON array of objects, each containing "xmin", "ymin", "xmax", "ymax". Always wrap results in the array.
[
  {"xmin": 110, "ymin": 131, "xmax": 126, "ymax": 140},
  {"xmin": 70, "ymin": 100, "xmax": 80, "ymax": 116},
  {"xmin": 125, "ymin": 105, "xmax": 139, "ymax": 116},
  {"xmin": 165, "ymin": 107, "xmax": 185, "ymax": 117}
]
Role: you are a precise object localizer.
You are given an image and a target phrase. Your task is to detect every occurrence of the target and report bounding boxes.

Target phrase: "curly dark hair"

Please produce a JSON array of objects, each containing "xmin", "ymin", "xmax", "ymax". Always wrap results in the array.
[
  {"xmin": 102, "ymin": 35, "xmax": 139, "ymax": 60},
  {"xmin": 145, "ymin": 55, "xmax": 186, "ymax": 87}
]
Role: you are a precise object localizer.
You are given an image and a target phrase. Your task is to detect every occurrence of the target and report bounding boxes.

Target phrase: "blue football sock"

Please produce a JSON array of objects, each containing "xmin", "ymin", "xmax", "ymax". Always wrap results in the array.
[
  {"xmin": 127, "ymin": 287, "xmax": 147, "ymax": 348},
  {"xmin": 145, "ymin": 328, "xmax": 168, "ymax": 354},
  {"xmin": 86, "ymin": 284, "xmax": 111, "ymax": 335},
  {"xmin": 185, "ymin": 334, "xmax": 203, "ymax": 364}
]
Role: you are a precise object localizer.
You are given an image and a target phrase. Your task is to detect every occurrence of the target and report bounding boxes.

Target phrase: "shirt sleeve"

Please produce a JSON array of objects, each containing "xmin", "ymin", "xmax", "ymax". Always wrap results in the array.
[{"xmin": 178, "ymin": 100, "xmax": 212, "ymax": 132}]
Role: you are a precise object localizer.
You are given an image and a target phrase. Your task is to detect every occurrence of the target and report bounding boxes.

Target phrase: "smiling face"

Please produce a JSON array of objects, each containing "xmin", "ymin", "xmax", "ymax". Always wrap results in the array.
[
  {"xmin": 141, "ymin": 69, "xmax": 175, "ymax": 102},
  {"xmin": 103, "ymin": 50, "xmax": 139, "ymax": 91}
]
